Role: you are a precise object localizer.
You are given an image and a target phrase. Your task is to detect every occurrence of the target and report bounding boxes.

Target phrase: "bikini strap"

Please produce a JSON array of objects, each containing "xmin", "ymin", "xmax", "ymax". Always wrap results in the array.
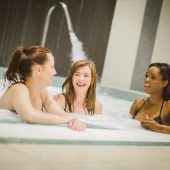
[
  {"xmin": 62, "ymin": 93, "xmax": 68, "ymax": 112},
  {"xmin": 54, "ymin": 94, "xmax": 60, "ymax": 102},
  {"xmin": 159, "ymin": 100, "xmax": 165, "ymax": 116}
]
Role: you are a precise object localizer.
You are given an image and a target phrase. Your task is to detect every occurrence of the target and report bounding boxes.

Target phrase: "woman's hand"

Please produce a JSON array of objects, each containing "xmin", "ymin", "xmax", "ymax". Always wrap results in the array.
[
  {"xmin": 140, "ymin": 114, "xmax": 162, "ymax": 132},
  {"xmin": 141, "ymin": 120, "xmax": 160, "ymax": 131},
  {"xmin": 68, "ymin": 119, "xmax": 86, "ymax": 131},
  {"xmin": 140, "ymin": 114, "xmax": 170, "ymax": 134}
]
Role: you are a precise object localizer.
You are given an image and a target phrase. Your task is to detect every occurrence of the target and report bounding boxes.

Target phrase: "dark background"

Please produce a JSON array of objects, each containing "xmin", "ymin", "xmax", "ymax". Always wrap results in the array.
[{"xmin": 0, "ymin": 0, "xmax": 116, "ymax": 78}]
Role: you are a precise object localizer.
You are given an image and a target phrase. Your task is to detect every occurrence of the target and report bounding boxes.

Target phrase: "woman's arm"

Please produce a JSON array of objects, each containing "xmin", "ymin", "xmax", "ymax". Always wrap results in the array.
[
  {"xmin": 43, "ymin": 89, "xmax": 86, "ymax": 131},
  {"xmin": 140, "ymin": 100, "xmax": 170, "ymax": 134},
  {"xmin": 141, "ymin": 120, "xmax": 170, "ymax": 134},
  {"xmin": 129, "ymin": 100, "xmax": 137, "ymax": 117},
  {"xmin": 43, "ymin": 90, "xmax": 67, "ymax": 116},
  {"xmin": 12, "ymin": 84, "xmax": 76, "ymax": 125},
  {"xmin": 129, "ymin": 98, "xmax": 144, "ymax": 117}
]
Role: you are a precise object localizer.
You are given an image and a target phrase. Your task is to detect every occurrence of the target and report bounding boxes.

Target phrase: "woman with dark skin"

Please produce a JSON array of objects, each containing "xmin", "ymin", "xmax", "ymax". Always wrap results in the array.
[
  {"xmin": 130, "ymin": 63, "xmax": 170, "ymax": 134},
  {"xmin": 0, "ymin": 46, "xmax": 85, "ymax": 131}
]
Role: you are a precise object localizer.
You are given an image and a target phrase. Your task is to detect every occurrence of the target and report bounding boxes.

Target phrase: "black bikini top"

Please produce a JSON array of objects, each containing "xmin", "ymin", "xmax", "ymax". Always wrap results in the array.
[
  {"xmin": 133, "ymin": 98, "xmax": 164, "ymax": 124},
  {"xmin": 153, "ymin": 100, "xmax": 164, "ymax": 124}
]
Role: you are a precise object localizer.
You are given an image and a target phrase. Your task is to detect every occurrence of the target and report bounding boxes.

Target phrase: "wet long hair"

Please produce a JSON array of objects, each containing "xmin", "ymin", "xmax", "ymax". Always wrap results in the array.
[
  {"xmin": 62, "ymin": 60, "xmax": 97, "ymax": 115},
  {"xmin": 4, "ymin": 46, "xmax": 51, "ymax": 84},
  {"xmin": 149, "ymin": 62, "xmax": 170, "ymax": 100}
]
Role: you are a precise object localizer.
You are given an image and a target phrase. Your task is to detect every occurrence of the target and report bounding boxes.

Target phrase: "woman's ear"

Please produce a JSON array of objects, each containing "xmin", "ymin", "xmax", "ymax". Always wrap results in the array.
[
  {"xmin": 163, "ymin": 80, "xmax": 168, "ymax": 88},
  {"xmin": 32, "ymin": 64, "xmax": 42, "ymax": 76}
]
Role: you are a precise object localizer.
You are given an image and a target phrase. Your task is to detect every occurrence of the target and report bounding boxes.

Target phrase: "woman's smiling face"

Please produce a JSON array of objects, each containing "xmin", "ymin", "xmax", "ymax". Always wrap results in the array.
[
  {"xmin": 72, "ymin": 65, "xmax": 92, "ymax": 93},
  {"xmin": 144, "ymin": 66, "xmax": 164, "ymax": 95}
]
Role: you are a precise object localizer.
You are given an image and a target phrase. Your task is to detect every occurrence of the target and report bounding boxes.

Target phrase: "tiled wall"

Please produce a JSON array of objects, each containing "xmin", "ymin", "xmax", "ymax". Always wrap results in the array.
[{"xmin": 102, "ymin": 0, "xmax": 170, "ymax": 91}]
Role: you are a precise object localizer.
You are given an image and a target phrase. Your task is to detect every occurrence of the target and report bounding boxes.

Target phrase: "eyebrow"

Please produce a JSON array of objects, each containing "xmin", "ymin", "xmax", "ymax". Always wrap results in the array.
[
  {"xmin": 150, "ymin": 73, "xmax": 162, "ymax": 79},
  {"xmin": 74, "ymin": 71, "xmax": 90, "ymax": 74}
]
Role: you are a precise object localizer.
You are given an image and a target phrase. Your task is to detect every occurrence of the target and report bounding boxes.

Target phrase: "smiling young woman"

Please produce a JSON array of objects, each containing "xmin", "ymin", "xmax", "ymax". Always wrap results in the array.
[
  {"xmin": 0, "ymin": 46, "xmax": 85, "ymax": 131},
  {"xmin": 130, "ymin": 63, "xmax": 170, "ymax": 134},
  {"xmin": 54, "ymin": 60, "xmax": 102, "ymax": 115}
]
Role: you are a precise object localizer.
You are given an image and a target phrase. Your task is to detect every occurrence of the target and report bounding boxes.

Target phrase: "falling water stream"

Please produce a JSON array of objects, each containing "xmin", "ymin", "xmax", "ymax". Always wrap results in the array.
[{"xmin": 41, "ymin": 2, "xmax": 87, "ymax": 62}]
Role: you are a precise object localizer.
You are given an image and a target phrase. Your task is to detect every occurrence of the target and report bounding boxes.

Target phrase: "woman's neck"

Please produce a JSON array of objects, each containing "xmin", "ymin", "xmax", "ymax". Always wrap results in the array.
[
  {"xmin": 74, "ymin": 97, "xmax": 85, "ymax": 105},
  {"xmin": 74, "ymin": 91, "xmax": 86, "ymax": 104},
  {"xmin": 149, "ymin": 94, "xmax": 163, "ymax": 105},
  {"xmin": 73, "ymin": 97, "xmax": 86, "ymax": 114},
  {"xmin": 25, "ymin": 79, "xmax": 42, "ymax": 98}
]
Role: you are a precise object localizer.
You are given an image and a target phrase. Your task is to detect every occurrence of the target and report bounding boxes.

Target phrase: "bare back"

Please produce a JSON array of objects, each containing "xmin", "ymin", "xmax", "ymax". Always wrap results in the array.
[{"xmin": 0, "ymin": 83, "xmax": 45, "ymax": 111}]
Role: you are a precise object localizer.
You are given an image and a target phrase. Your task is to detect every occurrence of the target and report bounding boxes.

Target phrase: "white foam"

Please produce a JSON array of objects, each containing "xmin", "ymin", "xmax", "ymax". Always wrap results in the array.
[
  {"xmin": 47, "ymin": 86, "xmax": 140, "ymax": 130},
  {"xmin": 69, "ymin": 32, "xmax": 87, "ymax": 62},
  {"xmin": 1, "ymin": 83, "xmax": 170, "ymax": 143},
  {"xmin": 0, "ymin": 84, "xmax": 138, "ymax": 130}
]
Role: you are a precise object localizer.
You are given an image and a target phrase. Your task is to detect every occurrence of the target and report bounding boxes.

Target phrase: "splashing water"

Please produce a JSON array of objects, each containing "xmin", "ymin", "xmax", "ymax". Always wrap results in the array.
[
  {"xmin": 69, "ymin": 32, "xmax": 87, "ymax": 62},
  {"xmin": 47, "ymin": 86, "xmax": 140, "ymax": 130},
  {"xmin": 41, "ymin": 2, "xmax": 87, "ymax": 63}
]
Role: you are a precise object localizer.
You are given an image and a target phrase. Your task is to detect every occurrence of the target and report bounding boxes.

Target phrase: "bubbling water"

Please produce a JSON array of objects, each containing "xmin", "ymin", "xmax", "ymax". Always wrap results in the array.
[
  {"xmin": 48, "ymin": 86, "xmax": 141, "ymax": 130},
  {"xmin": 0, "ymin": 77, "xmax": 141, "ymax": 130}
]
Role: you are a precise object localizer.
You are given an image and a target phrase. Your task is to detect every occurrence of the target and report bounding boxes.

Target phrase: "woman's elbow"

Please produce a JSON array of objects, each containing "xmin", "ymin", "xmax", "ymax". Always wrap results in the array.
[{"xmin": 20, "ymin": 113, "xmax": 35, "ymax": 123}]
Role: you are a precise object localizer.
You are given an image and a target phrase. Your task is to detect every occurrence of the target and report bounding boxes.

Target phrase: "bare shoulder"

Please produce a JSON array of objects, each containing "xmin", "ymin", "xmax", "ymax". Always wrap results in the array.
[
  {"xmin": 10, "ymin": 83, "xmax": 27, "ymax": 89},
  {"xmin": 8, "ymin": 83, "xmax": 29, "ymax": 95},
  {"xmin": 53, "ymin": 93, "xmax": 65, "ymax": 109},
  {"xmin": 165, "ymin": 100, "xmax": 170, "ymax": 105},
  {"xmin": 131, "ymin": 98, "xmax": 145, "ymax": 106},
  {"xmin": 40, "ymin": 88, "xmax": 49, "ymax": 98},
  {"xmin": 53, "ymin": 93, "xmax": 65, "ymax": 102},
  {"xmin": 41, "ymin": 88, "xmax": 48, "ymax": 94},
  {"xmin": 0, "ymin": 83, "xmax": 32, "ymax": 111},
  {"xmin": 164, "ymin": 100, "xmax": 170, "ymax": 111},
  {"xmin": 130, "ymin": 98, "xmax": 146, "ymax": 116},
  {"xmin": 95, "ymin": 100, "xmax": 102, "ymax": 114},
  {"xmin": 96, "ymin": 100, "xmax": 102, "ymax": 107}
]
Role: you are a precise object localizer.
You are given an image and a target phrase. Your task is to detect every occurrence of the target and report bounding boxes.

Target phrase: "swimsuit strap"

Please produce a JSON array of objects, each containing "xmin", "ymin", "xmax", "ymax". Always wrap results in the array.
[
  {"xmin": 159, "ymin": 100, "xmax": 165, "ymax": 116},
  {"xmin": 153, "ymin": 100, "xmax": 164, "ymax": 124},
  {"xmin": 54, "ymin": 94, "xmax": 60, "ymax": 102},
  {"xmin": 62, "ymin": 93, "xmax": 68, "ymax": 112}
]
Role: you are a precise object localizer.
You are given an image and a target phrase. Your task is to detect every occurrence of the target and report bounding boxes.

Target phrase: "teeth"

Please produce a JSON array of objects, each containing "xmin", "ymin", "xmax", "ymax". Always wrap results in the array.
[{"xmin": 77, "ymin": 83, "xmax": 85, "ymax": 86}]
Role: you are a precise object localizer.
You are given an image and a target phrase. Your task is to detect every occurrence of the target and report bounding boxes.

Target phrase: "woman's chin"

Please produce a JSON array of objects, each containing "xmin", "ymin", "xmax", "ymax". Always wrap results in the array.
[
  {"xmin": 45, "ymin": 81, "xmax": 52, "ymax": 87},
  {"xmin": 144, "ymin": 88, "xmax": 150, "ymax": 94}
]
